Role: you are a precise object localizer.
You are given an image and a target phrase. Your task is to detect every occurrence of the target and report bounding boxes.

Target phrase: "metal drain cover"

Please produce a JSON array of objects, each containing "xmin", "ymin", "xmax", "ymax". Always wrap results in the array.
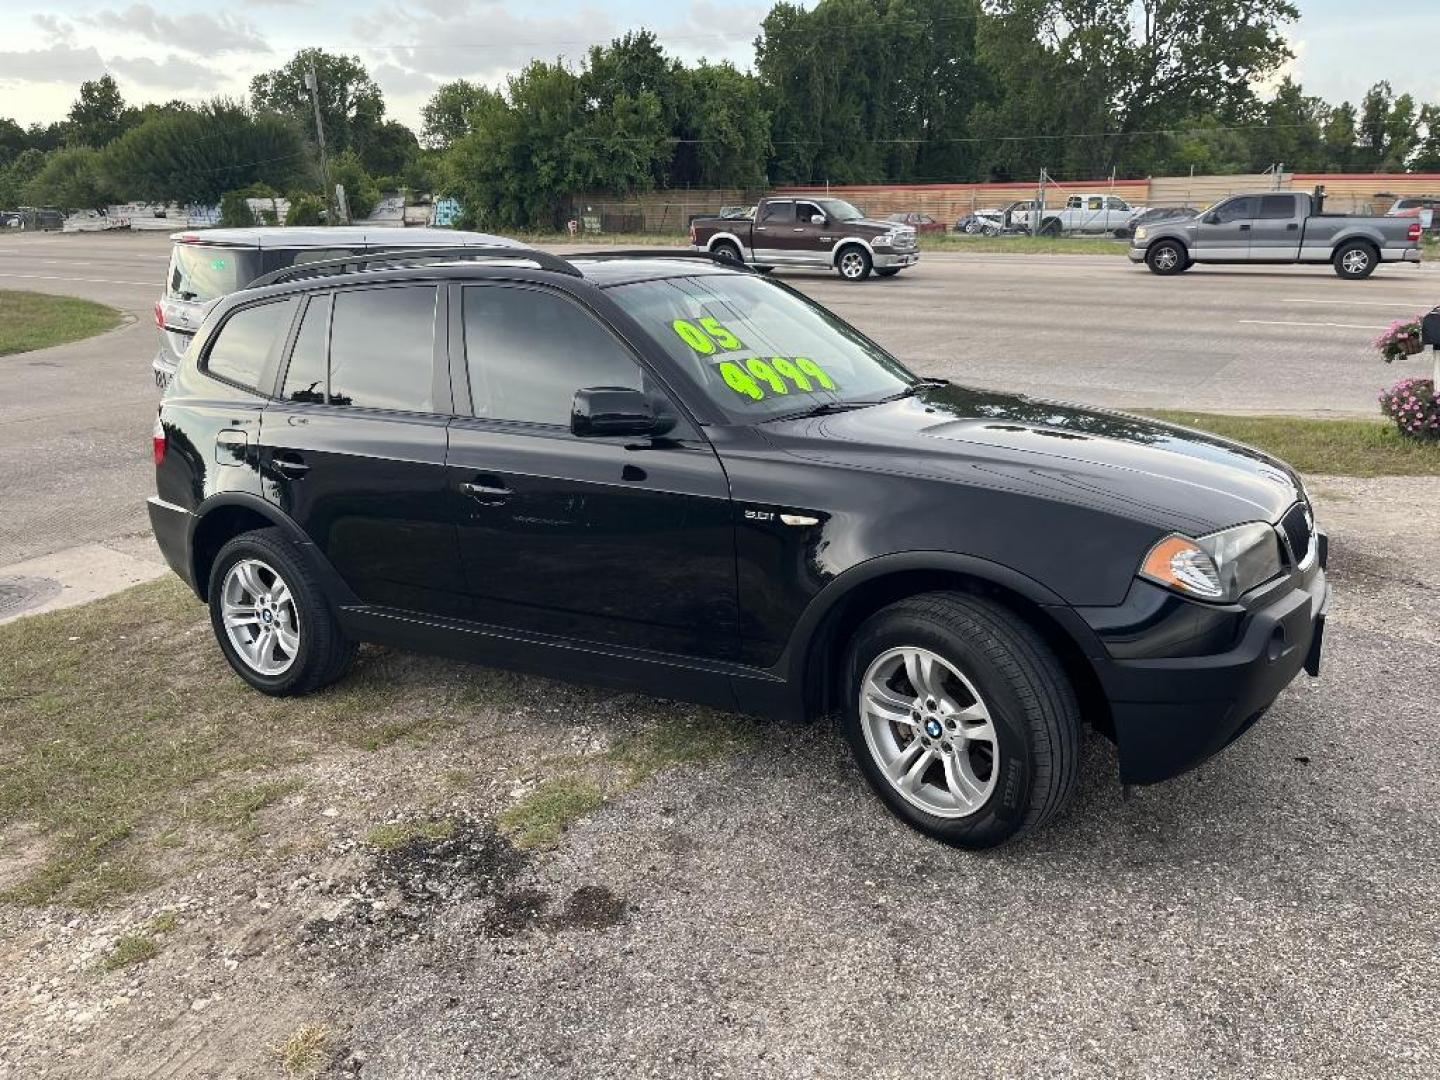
[{"xmin": 0, "ymin": 576, "xmax": 64, "ymax": 620}]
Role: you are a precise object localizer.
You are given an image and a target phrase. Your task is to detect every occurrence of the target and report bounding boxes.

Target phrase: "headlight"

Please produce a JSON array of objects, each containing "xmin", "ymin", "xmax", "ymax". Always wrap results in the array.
[
  {"xmin": 872, "ymin": 233, "xmax": 893, "ymax": 247},
  {"xmin": 1133, "ymin": 226, "xmax": 1148, "ymax": 241},
  {"xmin": 1139, "ymin": 523, "xmax": 1283, "ymax": 602}
]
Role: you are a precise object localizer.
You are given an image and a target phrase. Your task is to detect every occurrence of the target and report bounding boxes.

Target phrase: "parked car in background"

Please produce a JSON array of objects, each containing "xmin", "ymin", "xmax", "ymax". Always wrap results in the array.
[
  {"xmin": 960, "ymin": 201, "xmax": 1037, "ymax": 235},
  {"xmin": 1024, "ymin": 194, "xmax": 1144, "ymax": 237},
  {"xmin": 691, "ymin": 196, "xmax": 919, "ymax": 280},
  {"xmin": 1386, "ymin": 196, "xmax": 1438, "ymax": 232},
  {"xmin": 1125, "ymin": 206, "xmax": 1197, "ymax": 234},
  {"xmin": 152, "ymin": 226, "xmax": 519, "ymax": 391},
  {"xmin": 149, "ymin": 246, "xmax": 1327, "ymax": 849},
  {"xmin": 1130, "ymin": 189, "xmax": 1423, "ymax": 278},
  {"xmin": 887, "ymin": 212, "xmax": 947, "ymax": 234}
]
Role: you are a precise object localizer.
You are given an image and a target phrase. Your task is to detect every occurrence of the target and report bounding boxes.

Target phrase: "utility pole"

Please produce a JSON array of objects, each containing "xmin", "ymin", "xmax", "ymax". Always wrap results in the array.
[{"xmin": 304, "ymin": 63, "xmax": 333, "ymax": 224}]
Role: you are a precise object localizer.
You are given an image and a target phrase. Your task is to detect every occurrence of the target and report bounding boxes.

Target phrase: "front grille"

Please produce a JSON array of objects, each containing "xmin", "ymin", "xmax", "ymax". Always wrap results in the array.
[
  {"xmin": 1280, "ymin": 502, "xmax": 1314, "ymax": 567},
  {"xmin": 891, "ymin": 232, "xmax": 916, "ymax": 250}
]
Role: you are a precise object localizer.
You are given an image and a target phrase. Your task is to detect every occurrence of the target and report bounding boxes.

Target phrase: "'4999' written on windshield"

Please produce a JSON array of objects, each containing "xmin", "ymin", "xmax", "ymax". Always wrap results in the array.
[{"xmin": 670, "ymin": 318, "xmax": 837, "ymax": 401}]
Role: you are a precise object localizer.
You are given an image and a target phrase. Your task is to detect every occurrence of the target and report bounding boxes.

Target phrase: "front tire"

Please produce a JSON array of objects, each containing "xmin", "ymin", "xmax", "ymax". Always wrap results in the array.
[
  {"xmin": 208, "ymin": 528, "xmax": 356, "ymax": 696},
  {"xmin": 1333, "ymin": 240, "xmax": 1378, "ymax": 279},
  {"xmin": 836, "ymin": 245, "xmax": 872, "ymax": 281},
  {"xmin": 842, "ymin": 592, "xmax": 1081, "ymax": 849},
  {"xmin": 1145, "ymin": 240, "xmax": 1186, "ymax": 275},
  {"xmin": 874, "ymin": 267, "xmax": 901, "ymax": 278}
]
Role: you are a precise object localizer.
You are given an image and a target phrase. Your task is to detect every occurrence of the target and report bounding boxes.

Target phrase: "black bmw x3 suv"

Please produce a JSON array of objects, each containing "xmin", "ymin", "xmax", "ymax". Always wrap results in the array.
[{"xmin": 148, "ymin": 246, "xmax": 1328, "ymax": 848}]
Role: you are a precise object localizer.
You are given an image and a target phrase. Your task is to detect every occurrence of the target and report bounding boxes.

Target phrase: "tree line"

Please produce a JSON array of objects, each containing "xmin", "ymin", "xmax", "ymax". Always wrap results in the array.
[{"xmin": 3, "ymin": 0, "xmax": 1439, "ymax": 230}]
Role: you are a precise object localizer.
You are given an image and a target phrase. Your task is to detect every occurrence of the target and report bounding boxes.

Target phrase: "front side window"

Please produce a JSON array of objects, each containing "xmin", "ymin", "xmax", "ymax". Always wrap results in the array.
[
  {"xmin": 204, "ymin": 297, "xmax": 298, "ymax": 390},
  {"xmin": 815, "ymin": 199, "xmax": 864, "ymax": 222},
  {"xmin": 327, "ymin": 286, "xmax": 437, "ymax": 411},
  {"xmin": 463, "ymin": 286, "xmax": 642, "ymax": 426},
  {"xmin": 796, "ymin": 202, "xmax": 824, "ymax": 223},
  {"xmin": 1212, "ymin": 196, "xmax": 1258, "ymax": 223},
  {"xmin": 609, "ymin": 273, "xmax": 915, "ymax": 421}
]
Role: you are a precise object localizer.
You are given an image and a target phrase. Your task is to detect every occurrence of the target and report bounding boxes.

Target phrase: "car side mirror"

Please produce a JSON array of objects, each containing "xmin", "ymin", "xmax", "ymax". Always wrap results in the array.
[
  {"xmin": 1202, "ymin": 212, "xmax": 1220, "ymax": 225},
  {"xmin": 571, "ymin": 387, "xmax": 675, "ymax": 438},
  {"xmin": 810, "ymin": 214, "xmax": 826, "ymax": 225}
]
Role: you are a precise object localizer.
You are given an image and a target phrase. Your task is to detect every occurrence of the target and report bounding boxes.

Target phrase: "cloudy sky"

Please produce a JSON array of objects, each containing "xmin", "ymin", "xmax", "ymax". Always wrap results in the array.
[{"xmin": 2, "ymin": 0, "xmax": 1437, "ymax": 134}]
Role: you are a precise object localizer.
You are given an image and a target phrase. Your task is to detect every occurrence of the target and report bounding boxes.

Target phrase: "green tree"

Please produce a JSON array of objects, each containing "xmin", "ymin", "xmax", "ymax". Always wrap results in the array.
[
  {"xmin": 1322, "ymin": 102, "xmax": 1357, "ymax": 172},
  {"xmin": 250, "ymin": 48, "xmax": 385, "ymax": 159},
  {"xmin": 330, "ymin": 149, "xmax": 380, "ymax": 220},
  {"xmin": 421, "ymin": 80, "xmax": 501, "ymax": 149},
  {"xmin": 67, "ymin": 75, "xmax": 128, "ymax": 148},
  {"xmin": 1356, "ymin": 82, "xmax": 1417, "ymax": 170},
  {"xmin": 358, "ymin": 120, "xmax": 419, "ymax": 178},
  {"xmin": 1414, "ymin": 105, "xmax": 1440, "ymax": 172},
  {"xmin": 26, "ymin": 146, "xmax": 117, "ymax": 209},
  {"xmin": 674, "ymin": 63, "xmax": 772, "ymax": 187},
  {"xmin": 0, "ymin": 118, "xmax": 25, "ymax": 168},
  {"xmin": 101, "ymin": 100, "xmax": 305, "ymax": 205},
  {"xmin": 0, "ymin": 148, "xmax": 47, "ymax": 205}
]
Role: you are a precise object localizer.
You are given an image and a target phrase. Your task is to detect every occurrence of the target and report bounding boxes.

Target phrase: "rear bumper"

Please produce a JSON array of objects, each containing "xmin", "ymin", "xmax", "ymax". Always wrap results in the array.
[
  {"xmin": 147, "ymin": 496, "xmax": 194, "ymax": 591},
  {"xmin": 1078, "ymin": 552, "xmax": 1329, "ymax": 785},
  {"xmin": 1382, "ymin": 247, "xmax": 1422, "ymax": 264}
]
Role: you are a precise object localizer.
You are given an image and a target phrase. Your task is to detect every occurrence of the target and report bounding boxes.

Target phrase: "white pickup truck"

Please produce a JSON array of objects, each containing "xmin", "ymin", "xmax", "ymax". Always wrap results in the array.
[{"xmin": 1020, "ymin": 194, "xmax": 1144, "ymax": 237}]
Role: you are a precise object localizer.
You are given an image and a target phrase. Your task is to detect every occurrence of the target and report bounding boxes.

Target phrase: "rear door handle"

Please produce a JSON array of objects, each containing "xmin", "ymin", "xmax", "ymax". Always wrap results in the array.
[
  {"xmin": 273, "ymin": 452, "xmax": 309, "ymax": 478},
  {"xmin": 1286, "ymin": 223, "xmax": 1299, "ymax": 230}
]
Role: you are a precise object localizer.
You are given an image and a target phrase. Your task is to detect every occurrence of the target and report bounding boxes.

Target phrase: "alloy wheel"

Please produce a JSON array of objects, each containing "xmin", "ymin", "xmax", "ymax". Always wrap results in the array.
[
  {"xmin": 840, "ymin": 251, "xmax": 866, "ymax": 278},
  {"xmin": 220, "ymin": 557, "xmax": 300, "ymax": 676},
  {"xmin": 859, "ymin": 646, "xmax": 999, "ymax": 818},
  {"xmin": 1342, "ymin": 249, "xmax": 1370, "ymax": 275},
  {"xmin": 1154, "ymin": 246, "xmax": 1179, "ymax": 271}
]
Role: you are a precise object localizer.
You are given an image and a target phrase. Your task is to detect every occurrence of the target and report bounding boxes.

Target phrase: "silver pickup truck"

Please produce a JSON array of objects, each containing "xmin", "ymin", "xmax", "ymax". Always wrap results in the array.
[{"xmin": 1130, "ymin": 189, "xmax": 1423, "ymax": 279}]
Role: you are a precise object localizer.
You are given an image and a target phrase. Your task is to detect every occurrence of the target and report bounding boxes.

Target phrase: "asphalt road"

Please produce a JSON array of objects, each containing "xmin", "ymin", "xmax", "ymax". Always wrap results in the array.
[{"xmin": 1, "ymin": 230, "xmax": 1436, "ymax": 572}]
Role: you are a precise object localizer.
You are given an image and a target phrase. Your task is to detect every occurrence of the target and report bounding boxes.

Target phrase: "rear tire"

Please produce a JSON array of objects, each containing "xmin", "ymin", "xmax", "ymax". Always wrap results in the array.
[
  {"xmin": 1332, "ymin": 240, "xmax": 1378, "ymax": 279},
  {"xmin": 836, "ymin": 245, "xmax": 872, "ymax": 281},
  {"xmin": 1038, "ymin": 218, "xmax": 1062, "ymax": 237},
  {"xmin": 841, "ymin": 592, "xmax": 1081, "ymax": 849},
  {"xmin": 1145, "ymin": 240, "xmax": 1187, "ymax": 275},
  {"xmin": 208, "ymin": 528, "xmax": 356, "ymax": 696},
  {"xmin": 710, "ymin": 240, "xmax": 742, "ymax": 265}
]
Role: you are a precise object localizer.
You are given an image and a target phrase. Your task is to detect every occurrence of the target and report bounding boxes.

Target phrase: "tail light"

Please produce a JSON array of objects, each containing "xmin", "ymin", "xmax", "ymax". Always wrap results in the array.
[
  {"xmin": 1407, "ymin": 222, "xmax": 1422, "ymax": 242},
  {"xmin": 154, "ymin": 300, "xmax": 164, "ymax": 328},
  {"xmin": 152, "ymin": 415, "xmax": 167, "ymax": 465}
]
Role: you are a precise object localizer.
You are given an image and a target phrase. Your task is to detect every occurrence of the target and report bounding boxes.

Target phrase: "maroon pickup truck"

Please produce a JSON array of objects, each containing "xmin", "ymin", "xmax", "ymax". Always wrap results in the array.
[{"xmin": 689, "ymin": 196, "xmax": 920, "ymax": 281}]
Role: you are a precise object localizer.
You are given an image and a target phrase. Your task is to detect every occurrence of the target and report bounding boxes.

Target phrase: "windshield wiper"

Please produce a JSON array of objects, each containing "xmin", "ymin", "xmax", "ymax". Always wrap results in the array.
[
  {"xmin": 762, "ymin": 398, "xmax": 874, "ymax": 422},
  {"xmin": 874, "ymin": 377, "xmax": 948, "ymax": 403}
]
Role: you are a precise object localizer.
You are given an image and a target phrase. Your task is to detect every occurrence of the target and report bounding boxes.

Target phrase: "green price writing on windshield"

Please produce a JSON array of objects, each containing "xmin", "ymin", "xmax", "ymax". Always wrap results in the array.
[
  {"xmin": 672, "ymin": 317, "xmax": 744, "ymax": 354},
  {"xmin": 716, "ymin": 356, "xmax": 837, "ymax": 401}
]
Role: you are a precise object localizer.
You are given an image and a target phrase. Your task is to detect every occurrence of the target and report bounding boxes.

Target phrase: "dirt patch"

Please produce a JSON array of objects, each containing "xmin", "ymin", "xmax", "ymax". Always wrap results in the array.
[{"xmin": 481, "ymin": 883, "xmax": 630, "ymax": 938}]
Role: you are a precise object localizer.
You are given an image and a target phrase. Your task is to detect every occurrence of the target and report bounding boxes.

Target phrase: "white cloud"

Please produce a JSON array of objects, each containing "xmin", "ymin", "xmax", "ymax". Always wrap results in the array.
[
  {"xmin": 106, "ymin": 53, "xmax": 227, "ymax": 91},
  {"xmin": 87, "ymin": 4, "xmax": 270, "ymax": 55},
  {"xmin": 0, "ymin": 43, "xmax": 108, "ymax": 86}
]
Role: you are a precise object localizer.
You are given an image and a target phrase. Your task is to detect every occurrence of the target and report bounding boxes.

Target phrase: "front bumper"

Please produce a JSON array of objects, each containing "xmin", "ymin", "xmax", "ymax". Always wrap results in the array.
[
  {"xmin": 873, "ymin": 250, "xmax": 920, "ymax": 269},
  {"xmin": 1073, "ymin": 545, "xmax": 1329, "ymax": 784},
  {"xmin": 1126, "ymin": 245, "xmax": 1147, "ymax": 263}
]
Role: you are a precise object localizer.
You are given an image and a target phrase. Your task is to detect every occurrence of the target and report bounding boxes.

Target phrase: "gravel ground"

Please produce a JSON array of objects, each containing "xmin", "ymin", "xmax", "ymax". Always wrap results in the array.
[{"xmin": 1, "ymin": 476, "xmax": 1437, "ymax": 1079}]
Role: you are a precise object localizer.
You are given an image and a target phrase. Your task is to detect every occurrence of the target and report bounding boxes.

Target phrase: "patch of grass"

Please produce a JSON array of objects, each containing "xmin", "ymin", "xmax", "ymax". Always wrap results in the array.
[
  {"xmin": 0, "ymin": 579, "xmax": 454, "ymax": 908},
  {"xmin": 1144, "ymin": 410, "xmax": 1440, "ymax": 477},
  {"xmin": 277, "ymin": 1024, "xmax": 331, "ymax": 1079},
  {"xmin": 498, "ymin": 779, "xmax": 605, "ymax": 850},
  {"xmin": 607, "ymin": 712, "xmax": 761, "ymax": 783},
  {"xmin": 0, "ymin": 290, "xmax": 124, "ymax": 357},
  {"xmin": 99, "ymin": 910, "xmax": 179, "ymax": 971},
  {"xmin": 364, "ymin": 817, "xmax": 456, "ymax": 852}
]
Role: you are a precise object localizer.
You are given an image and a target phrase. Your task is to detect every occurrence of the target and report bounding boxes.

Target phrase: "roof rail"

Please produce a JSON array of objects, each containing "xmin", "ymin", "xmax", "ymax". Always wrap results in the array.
[
  {"xmin": 568, "ymin": 248, "xmax": 760, "ymax": 271},
  {"xmin": 246, "ymin": 245, "xmax": 581, "ymax": 290}
]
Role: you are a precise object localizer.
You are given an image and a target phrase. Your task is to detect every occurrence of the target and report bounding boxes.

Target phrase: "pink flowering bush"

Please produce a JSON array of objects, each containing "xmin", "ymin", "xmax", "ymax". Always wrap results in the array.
[
  {"xmin": 1378, "ymin": 378, "xmax": 1440, "ymax": 440},
  {"xmin": 1373, "ymin": 318, "xmax": 1424, "ymax": 362}
]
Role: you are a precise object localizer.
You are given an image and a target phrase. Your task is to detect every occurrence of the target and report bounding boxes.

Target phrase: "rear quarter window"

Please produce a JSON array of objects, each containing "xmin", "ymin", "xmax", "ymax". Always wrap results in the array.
[{"xmin": 203, "ymin": 297, "xmax": 299, "ymax": 391}]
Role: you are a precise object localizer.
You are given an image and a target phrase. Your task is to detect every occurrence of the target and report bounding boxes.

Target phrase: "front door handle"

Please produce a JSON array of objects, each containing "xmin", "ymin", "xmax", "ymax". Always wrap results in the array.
[
  {"xmin": 461, "ymin": 479, "xmax": 510, "ymax": 500},
  {"xmin": 1239, "ymin": 223, "xmax": 1251, "ymax": 231},
  {"xmin": 273, "ymin": 452, "xmax": 309, "ymax": 478},
  {"xmin": 1286, "ymin": 222, "xmax": 1299, "ymax": 230}
]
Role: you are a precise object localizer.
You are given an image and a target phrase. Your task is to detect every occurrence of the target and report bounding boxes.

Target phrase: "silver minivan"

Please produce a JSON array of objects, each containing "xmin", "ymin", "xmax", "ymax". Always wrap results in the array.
[{"xmin": 153, "ymin": 226, "xmax": 521, "ymax": 389}]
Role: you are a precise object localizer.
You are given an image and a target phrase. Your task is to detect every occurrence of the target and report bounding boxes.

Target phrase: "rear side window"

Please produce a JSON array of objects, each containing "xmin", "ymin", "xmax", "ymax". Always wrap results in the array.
[
  {"xmin": 168, "ymin": 245, "xmax": 261, "ymax": 302},
  {"xmin": 282, "ymin": 295, "xmax": 329, "ymax": 404},
  {"xmin": 760, "ymin": 202, "xmax": 795, "ymax": 224},
  {"xmin": 204, "ymin": 297, "xmax": 298, "ymax": 390},
  {"xmin": 462, "ymin": 286, "xmax": 641, "ymax": 426},
  {"xmin": 1258, "ymin": 195, "xmax": 1297, "ymax": 219},
  {"xmin": 327, "ymin": 287, "xmax": 437, "ymax": 411}
]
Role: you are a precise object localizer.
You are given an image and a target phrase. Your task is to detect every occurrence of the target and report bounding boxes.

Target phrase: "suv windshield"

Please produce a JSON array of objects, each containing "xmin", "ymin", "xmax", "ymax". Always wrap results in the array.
[
  {"xmin": 609, "ymin": 274, "xmax": 915, "ymax": 420},
  {"xmin": 816, "ymin": 199, "xmax": 865, "ymax": 222},
  {"xmin": 167, "ymin": 245, "xmax": 261, "ymax": 302}
]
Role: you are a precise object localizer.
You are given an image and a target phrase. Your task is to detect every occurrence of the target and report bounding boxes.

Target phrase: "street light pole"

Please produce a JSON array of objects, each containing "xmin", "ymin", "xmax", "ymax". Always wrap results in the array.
[{"xmin": 304, "ymin": 63, "xmax": 332, "ymax": 225}]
